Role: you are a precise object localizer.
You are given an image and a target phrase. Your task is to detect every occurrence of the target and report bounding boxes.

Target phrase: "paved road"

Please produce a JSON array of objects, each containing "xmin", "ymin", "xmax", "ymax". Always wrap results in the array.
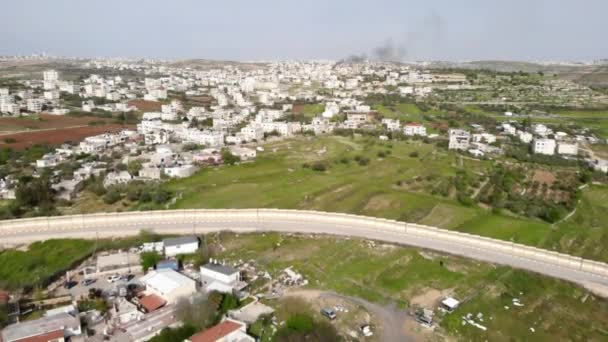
[{"xmin": 1, "ymin": 215, "xmax": 608, "ymax": 294}]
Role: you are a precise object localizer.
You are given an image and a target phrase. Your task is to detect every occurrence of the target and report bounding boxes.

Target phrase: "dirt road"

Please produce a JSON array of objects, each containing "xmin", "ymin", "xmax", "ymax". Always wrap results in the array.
[{"xmin": 286, "ymin": 289, "xmax": 423, "ymax": 342}]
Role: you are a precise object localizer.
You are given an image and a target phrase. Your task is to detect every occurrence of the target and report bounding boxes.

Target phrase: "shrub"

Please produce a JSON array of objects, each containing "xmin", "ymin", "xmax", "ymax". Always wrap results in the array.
[
  {"xmin": 311, "ymin": 161, "xmax": 328, "ymax": 172},
  {"xmin": 409, "ymin": 151, "xmax": 419, "ymax": 158},
  {"xmin": 103, "ymin": 189, "xmax": 122, "ymax": 204}
]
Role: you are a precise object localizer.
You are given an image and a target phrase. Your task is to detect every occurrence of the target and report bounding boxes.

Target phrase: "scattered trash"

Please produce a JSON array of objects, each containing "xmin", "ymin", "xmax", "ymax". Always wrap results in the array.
[
  {"xmin": 530, "ymin": 327, "xmax": 535, "ymax": 332},
  {"xmin": 504, "ymin": 306, "xmax": 509, "ymax": 310}
]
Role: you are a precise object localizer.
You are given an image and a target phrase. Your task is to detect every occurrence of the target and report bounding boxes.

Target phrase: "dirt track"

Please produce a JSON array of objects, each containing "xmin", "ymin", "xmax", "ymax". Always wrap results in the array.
[{"xmin": 286, "ymin": 289, "xmax": 423, "ymax": 342}]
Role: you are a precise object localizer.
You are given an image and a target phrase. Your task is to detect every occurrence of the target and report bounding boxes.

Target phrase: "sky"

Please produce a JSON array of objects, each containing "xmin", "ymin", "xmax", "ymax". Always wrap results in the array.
[{"xmin": 1, "ymin": 0, "xmax": 607, "ymax": 61}]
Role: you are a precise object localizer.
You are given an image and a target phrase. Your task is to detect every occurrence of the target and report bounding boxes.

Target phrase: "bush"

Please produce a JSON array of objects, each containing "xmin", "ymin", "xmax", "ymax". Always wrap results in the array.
[
  {"xmin": 103, "ymin": 189, "xmax": 122, "ymax": 204},
  {"xmin": 409, "ymin": 151, "xmax": 419, "ymax": 158},
  {"xmin": 221, "ymin": 150, "xmax": 240, "ymax": 165},
  {"xmin": 311, "ymin": 161, "xmax": 328, "ymax": 172},
  {"xmin": 358, "ymin": 157, "xmax": 370, "ymax": 166}
]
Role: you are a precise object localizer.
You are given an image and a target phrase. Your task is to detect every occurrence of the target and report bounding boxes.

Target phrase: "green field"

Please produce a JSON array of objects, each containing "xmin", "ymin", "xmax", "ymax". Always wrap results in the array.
[
  {"xmin": 156, "ymin": 135, "xmax": 608, "ymax": 263},
  {"xmin": 0, "ymin": 239, "xmax": 95, "ymax": 290},
  {"xmin": 373, "ymin": 103, "xmax": 427, "ymax": 122},
  {"xmin": 160, "ymin": 136, "xmax": 550, "ymax": 244},
  {"xmin": 214, "ymin": 232, "xmax": 608, "ymax": 341},
  {"xmin": 0, "ymin": 232, "xmax": 163, "ymax": 290}
]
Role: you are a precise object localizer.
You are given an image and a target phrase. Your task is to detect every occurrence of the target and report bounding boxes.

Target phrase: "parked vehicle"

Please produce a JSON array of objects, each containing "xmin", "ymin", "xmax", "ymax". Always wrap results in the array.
[
  {"xmin": 63, "ymin": 280, "xmax": 78, "ymax": 289},
  {"xmin": 120, "ymin": 274, "xmax": 135, "ymax": 282},
  {"xmin": 82, "ymin": 278, "xmax": 96, "ymax": 286},
  {"xmin": 107, "ymin": 275, "xmax": 121, "ymax": 283},
  {"xmin": 321, "ymin": 308, "xmax": 337, "ymax": 320}
]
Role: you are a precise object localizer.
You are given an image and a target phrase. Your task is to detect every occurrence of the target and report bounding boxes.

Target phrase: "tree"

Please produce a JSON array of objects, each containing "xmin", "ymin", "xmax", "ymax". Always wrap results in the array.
[
  {"xmin": 127, "ymin": 160, "xmax": 143, "ymax": 175},
  {"xmin": 140, "ymin": 251, "xmax": 162, "ymax": 270},
  {"xmin": 176, "ymin": 294, "xmax": 220, "ymax": 330},
  {"xmin": 219, "ymin": 293, "xmax": 239, "ymax": 314},
  {"xmin": 221, "ymin": 150, "xmax": 240, "ymax": 165}
]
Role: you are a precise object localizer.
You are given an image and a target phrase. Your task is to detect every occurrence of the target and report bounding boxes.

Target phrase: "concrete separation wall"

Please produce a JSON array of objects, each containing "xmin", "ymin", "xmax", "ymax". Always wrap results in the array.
[{"xmin": 1, "ymin": 209, "xmax": 608, "ymax": 288}]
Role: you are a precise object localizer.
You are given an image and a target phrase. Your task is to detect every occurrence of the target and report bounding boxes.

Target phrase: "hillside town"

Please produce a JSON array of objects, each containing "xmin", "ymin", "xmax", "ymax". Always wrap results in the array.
[
  {"xmin": 0, "ymin": 59, "xmax": 606, "ymax": 208},
  {"xmin": 0, "ymin": 53, "xmax": 608, "ymax": 342}
]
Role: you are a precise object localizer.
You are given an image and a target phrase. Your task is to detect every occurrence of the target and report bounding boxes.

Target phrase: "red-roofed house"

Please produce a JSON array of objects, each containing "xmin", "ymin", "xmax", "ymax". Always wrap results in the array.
[
  {"xmin": 187, "ymin": 319, "xmax": 254, "ymax": 342},
  {"xmin": 138, "ymin": 294, "xmax": 167, "ymax": 313}
]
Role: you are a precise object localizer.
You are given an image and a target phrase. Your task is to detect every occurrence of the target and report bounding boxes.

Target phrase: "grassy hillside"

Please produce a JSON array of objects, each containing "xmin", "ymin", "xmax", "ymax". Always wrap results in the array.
[
  {"xmin": 157, "ymin": 135, "xmax": 608, "ymax": 263},
  {"xmin": 215, "ymin": 232, "xmax": 608, "ymax": 342}
]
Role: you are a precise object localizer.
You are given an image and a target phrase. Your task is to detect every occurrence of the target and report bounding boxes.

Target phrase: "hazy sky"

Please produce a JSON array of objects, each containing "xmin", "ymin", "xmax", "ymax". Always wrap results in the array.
[{"xmin": 1, "ymin": 0, "xmax": 607, "ymax": 61}]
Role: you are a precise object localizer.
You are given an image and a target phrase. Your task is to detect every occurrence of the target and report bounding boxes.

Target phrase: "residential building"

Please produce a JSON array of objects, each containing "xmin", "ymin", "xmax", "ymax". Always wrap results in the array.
[
  {"xmin": 533, "ymin": 138, "xmax": 556, "ymax": 155},
  {"xmin": 103, "ymin": 171, "xmax": 133, "ymax": 188},
  {"xmin": 518, "ymin": 130, "xmax": 533, "ymax": 143},
  {"xmin": 82, "ymin": 100, "xmax": 95, "ymax": 112},
  {"xmin": 164, "ymin": 164, "xmax": 199, "ymax": 178},
  {"xmin": 187, "ymin": 319, "xmax": 254, "ymax": 342},
  {"xmin": 163, "ymin": 236, "xmax": 199, "ymax": 257},
  {"xmin": 229, "ymin": 146, "xmax": 256, "ymax": 160},
  {"xmin": 404, "ymin": 123, "xmax": 427, "ymax": 137},
  {"xmin": 381, "ymin": 118, "xmax": 400, "ymax": 131},
  {"xmin": 26, "ymin": 99, "xmax": 43, "ymax": 113},
  {"xmin": 1, "ymin": 312, "xmax": 81, "ymax": 342},
  {"xmin": 139, "ymin": 268, "xmax": 197, "ymax": 303},
  {"xmin": 448, "ymin": 129, "xmax": 471, "ymax": 150},
  {"xmin": 557, "ymin": 142, "xmax": 578, "ymax": 155}
]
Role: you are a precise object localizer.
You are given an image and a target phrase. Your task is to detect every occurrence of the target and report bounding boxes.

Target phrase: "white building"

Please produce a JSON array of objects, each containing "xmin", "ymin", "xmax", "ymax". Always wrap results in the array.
[
  {"xmin": 448, "ymin": 129, "xmax": 470, "ymax": 150},
  {"xmin": 557, "ymin": 142, "xmax": 578, "ymax": 155},
  {"xmin": 381, "ymin": 118, "xmax": 401, "ymax": 131},
  {"xmin": 163, "ymin": 236, "xmax": 199, "ymax": 257},
  {"xmin": 1, "ymin": 312, "xmax": 81, "ymax": 342},
  {"xmin": 501, "ymin": 123, "xmax": 516, "ymax": 135},
  {"xmin": 43, "ymin": 90, "xmax": 60, "ymax": 101},
  {"xmin": 404, "ymin": 123, "xmax": 427, "ymax": 137},
  {"xmin": 472, "ymin": 133, "xmax": 496, "ymax": 144},
  {"xmin": 518, "ymin": 130, "xmax": 533, "ymax": 143},
  {"xmin": 240, "ymin": 125, "xmax": 264, "ymax": 142},
  {"xmin": 229, "ymin": 146, "xmax": 256, "ymax": 160},
  {"xmin": 26, "ymin": 98, "xmax": 44, "ymax": 113},
  {"xmin": 139, "ymin": 268, "xmax": 197, "ymax": 303},
  {"xmin": 164, "ymin": 164, "xmax": 199, "ymax": 178},
  {"xmin": 533, "ymin": 138, "xmax": 556, "ymax": 155},
  {"xmin": 200, "ymin": 262, "xmax": 241, "ymax": 294},
  {"xmin": 103, "ymin": 171, "xmax": 133, "ymax": 188}
]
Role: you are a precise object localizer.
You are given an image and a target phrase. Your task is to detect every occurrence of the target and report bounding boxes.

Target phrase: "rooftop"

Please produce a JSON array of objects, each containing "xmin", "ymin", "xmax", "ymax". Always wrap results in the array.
[
  {"xmin": 163, "ymin": 236, "xmax": 199, "ymax": 247},
  {"xmin": 188, "ymin": 320, "xmax": 243, "ymax": 342},
  {"xmin": 139, "ymin": 268, "xmax": 196, "ymax": 295},
  {"xmin": 1, "ymin": 312, "xmax": 78, "ymax": 342},
  {"xmin": 201, "ymin": 262, "xmax": 239, "ymax": 276},
  {"xmin": 139, "ymin": 294, "xmax": 166, "ymax": 312}
]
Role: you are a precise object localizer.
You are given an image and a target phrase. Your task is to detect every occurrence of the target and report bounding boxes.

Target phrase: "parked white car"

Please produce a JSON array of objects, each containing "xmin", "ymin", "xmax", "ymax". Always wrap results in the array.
[{"xmin": 107, "ymin": 274, "xmax": 121, "ymax": 283}]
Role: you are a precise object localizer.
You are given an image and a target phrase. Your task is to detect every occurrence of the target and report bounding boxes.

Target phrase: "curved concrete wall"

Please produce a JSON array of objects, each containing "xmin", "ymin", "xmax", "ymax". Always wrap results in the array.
[{"xmin": 1, "ymin": 209, "xmax": 608, "ymax": 281}]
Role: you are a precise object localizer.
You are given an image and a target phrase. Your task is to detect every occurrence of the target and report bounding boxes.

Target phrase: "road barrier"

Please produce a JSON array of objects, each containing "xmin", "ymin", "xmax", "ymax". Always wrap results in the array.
[{"xmin": 1, "ymin": 208, "xmax": 608, "ymax": 281}]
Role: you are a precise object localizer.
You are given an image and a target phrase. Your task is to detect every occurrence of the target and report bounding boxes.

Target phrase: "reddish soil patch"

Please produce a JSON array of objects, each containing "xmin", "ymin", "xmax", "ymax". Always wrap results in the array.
[
  {"xmin": 128, "ymin": 99, "xmax": 162, "ymax": 111},
  {"xmin": 532, "ymin": 170, "xmax": 556, "ymax": 185},
  {"xmin": 0, "ymin": 114, "xmax": 111, "ymax": 133},
  {"xmin": 292, "ymin": 104, "xmax": 304, "ymax": 113},
  {"xmin": 0, "ymin": 124, "xmax": 133, "ymax": 149}
]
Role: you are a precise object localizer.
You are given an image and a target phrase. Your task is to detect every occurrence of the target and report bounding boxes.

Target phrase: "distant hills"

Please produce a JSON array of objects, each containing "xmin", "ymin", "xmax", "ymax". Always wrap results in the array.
[{"xmin": 423, "ymin": 60, "xmax": 608, "ymax": 86}]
